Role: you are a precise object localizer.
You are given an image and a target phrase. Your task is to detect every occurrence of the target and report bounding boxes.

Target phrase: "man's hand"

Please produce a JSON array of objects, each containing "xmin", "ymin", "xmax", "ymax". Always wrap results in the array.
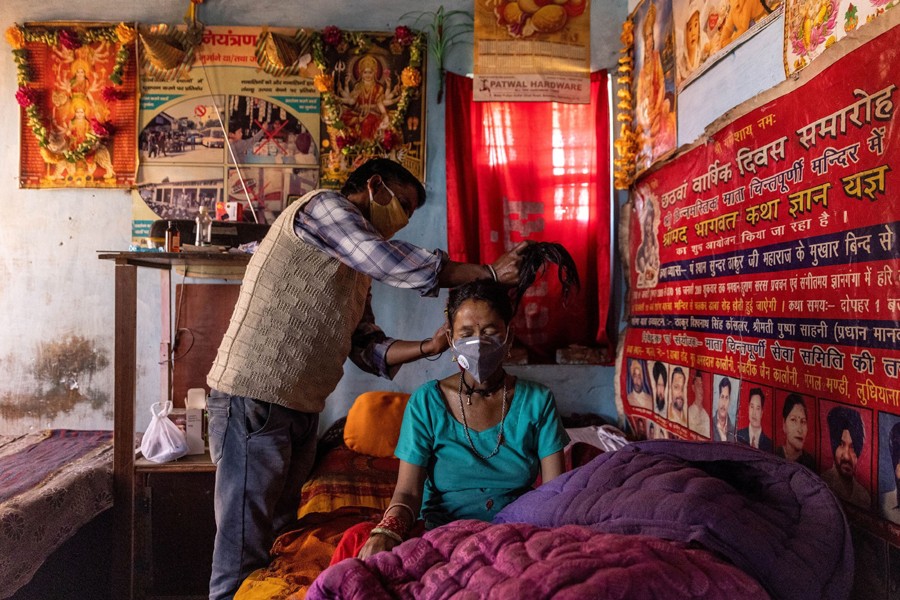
[
  {"xmin": 437, "ymin": 241, "xmax": 533, "ymax": 289},
  {"xmin": 423, "ymin": 323, "xmax": 450, "ymax": 356},
  {"xmin": 490, "ymin": 241, "xmax": 531, "ymax": 286}
]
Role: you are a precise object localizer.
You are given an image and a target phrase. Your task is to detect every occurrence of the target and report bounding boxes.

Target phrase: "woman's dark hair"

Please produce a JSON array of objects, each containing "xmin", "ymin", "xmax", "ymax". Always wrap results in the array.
[
  {"xmin": 446, "ymin": 280, "xmax": 514, "ymax": 327},
  {"xmin": 341, "ymin": 158, "xmax": 426, "ymax": 208},
  {"xmin": 782, "ymin": 393, "xmax": 806, "ymax": 420}
]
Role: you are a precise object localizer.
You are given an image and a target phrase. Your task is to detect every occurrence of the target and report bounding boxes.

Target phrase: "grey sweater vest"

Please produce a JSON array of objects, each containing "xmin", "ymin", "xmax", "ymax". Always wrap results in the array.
[{"xmin": 206, "ymin": 191, "xmax": 370, "ymax": 412}]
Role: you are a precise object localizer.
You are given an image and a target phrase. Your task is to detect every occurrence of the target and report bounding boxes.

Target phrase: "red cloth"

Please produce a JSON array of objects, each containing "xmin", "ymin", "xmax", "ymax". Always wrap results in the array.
[
  {"xmin": 329, "ymin": 520, "xmax": 427, "ymax": 566},
  {"xmin": 445, "ymin": 72, "xmax": 613, "ymax": 360}
]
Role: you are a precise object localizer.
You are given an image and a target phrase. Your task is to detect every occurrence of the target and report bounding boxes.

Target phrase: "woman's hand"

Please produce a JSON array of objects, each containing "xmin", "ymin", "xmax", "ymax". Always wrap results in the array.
[
  {"xmin": 490, "ymin": 241, "xmax": 531, "ymax": 286},
  {"xmin": 357, "ymin": 531, "xmax": 400, "ymax": 560}
]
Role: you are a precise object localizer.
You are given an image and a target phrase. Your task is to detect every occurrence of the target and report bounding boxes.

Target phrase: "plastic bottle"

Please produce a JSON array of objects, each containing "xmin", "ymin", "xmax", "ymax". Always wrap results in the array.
[
  {"xmin": 195, "ymin": 206, "xmax": 213, "ymax": 246},
  {"xmin": 165, "ymin": 220, "xmax": 181, "ymax": 253}
]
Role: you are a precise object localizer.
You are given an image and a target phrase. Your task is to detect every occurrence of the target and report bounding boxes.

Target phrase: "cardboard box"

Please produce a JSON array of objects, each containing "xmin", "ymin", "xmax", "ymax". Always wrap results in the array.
[
  {"xmin": 215, "ymin": 201, "xmax": 244, "ymax": 222},
  {"xmin": 168, "ymin": 408, "xmax": 205, "ymax": 455}
]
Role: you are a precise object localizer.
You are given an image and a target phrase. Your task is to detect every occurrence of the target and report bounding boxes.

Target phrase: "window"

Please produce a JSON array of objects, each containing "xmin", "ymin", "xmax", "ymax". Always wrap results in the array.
[{"xmin": 445, "ymin": 72, "xmax": 614, "ymax": 361}]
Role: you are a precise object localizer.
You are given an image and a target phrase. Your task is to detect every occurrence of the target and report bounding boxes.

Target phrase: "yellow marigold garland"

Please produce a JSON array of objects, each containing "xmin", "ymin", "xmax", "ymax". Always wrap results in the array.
[
  {"xmin": 613, "ymin": 18, "xmax": 639, "ymax": 190},
  {"xmin": 311, "ymin": 25, "xmax": 425, "ymax": 157},
  {"xmin": 6, "ymin": 23, "xmax": 132, "ymax": 163}
]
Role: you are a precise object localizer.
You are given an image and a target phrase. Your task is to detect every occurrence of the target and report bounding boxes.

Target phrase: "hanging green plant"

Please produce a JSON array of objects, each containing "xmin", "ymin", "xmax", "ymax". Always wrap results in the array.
[{"xmin": 401, "ymin": 6, "xmax": 473, "ymax": 103}]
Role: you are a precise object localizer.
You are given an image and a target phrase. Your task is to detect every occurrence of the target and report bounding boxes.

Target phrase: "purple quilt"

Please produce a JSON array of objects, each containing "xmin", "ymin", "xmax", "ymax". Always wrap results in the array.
[
  {"xmin": 309, "ymin": 440, "xmax": 852, "ymax": 600},
  {"xmin": 495, "ymin": 440, "xmax": 853, "ymax": 600},
  {"xmin": 309, "ymin": 520, "xmax": 768, "ymax": 599}
]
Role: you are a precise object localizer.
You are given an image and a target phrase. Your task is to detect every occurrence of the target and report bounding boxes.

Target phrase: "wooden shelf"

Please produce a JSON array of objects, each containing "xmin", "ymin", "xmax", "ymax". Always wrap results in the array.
[{"xmin": 135, "ymin": 452, "xmax": 216, "ymax": 473}]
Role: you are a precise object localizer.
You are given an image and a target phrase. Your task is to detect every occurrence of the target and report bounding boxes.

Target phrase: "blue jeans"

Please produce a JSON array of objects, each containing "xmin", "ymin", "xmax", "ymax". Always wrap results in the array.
[{"xmin": 206, "ymin": 390, "xmax": 318, "ymax": 600}]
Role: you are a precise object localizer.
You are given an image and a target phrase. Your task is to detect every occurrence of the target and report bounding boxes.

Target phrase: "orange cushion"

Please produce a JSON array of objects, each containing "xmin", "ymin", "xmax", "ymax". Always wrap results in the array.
[{"xmin": 343, "ymin": 391, "xmax": 410, "ymax": 458}]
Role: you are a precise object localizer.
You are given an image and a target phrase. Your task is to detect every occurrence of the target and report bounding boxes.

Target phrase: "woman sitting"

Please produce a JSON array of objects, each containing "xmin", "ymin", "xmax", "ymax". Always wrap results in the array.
[{"xmin": 331, "ymin": 279, "xmax": 569, "ymax": 561}]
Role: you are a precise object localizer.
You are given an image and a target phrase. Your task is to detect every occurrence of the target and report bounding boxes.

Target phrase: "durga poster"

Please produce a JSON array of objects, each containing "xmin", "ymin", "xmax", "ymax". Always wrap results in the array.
[
  {"xmin": 312, "ymin": 27, "xmax": 427, "ymax": 188},
  {"xmin": 10, "ymin": 22, "xmax": 138, "ymax": 189}
]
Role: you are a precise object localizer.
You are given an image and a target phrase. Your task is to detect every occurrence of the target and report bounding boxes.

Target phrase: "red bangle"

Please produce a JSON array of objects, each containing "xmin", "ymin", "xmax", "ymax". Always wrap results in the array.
[{"xmin": 377, "ymin": 514, "xmax": 408, "ymax": 536}]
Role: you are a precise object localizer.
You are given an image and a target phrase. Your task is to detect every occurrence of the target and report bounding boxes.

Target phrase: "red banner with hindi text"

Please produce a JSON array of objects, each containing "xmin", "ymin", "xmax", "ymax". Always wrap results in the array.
[{"xmin": 620, "ymin": 18, "xmax": 900, "ymax": 538}]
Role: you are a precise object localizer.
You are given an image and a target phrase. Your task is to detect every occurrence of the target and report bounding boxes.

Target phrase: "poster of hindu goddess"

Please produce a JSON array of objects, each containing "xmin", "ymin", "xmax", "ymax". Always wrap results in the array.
[
  {"xmin": 313, "ymin": 28, "xmax": 427, "ymax": 188},
  {"xmin": 12, "ymin": 22, "xmax": 138, "ymax": 189}
]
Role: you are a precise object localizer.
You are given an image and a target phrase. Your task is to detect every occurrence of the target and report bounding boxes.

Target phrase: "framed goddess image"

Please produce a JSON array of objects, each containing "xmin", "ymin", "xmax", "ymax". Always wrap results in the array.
[
  {"xmin": 12, "ymin": 22, "xmax": 139, "ymax": 188},
  {"xmin": 630, "ymin": 0, "xmax": 677, "ymax": 173},
  {"xmin": 312, "ymin": 27, "xmax": 427, "ymax": 189}
]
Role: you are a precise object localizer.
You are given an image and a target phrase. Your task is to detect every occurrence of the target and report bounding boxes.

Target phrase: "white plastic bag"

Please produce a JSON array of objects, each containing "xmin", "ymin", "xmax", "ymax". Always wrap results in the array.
[{"xmin": 140, "ymin": 401, "xmax": 189, "ymax": 463}]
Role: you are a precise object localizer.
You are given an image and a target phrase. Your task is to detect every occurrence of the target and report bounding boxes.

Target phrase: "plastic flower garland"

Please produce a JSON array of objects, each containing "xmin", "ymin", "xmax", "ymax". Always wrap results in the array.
[
  {"xmin": 311, "ymin": 25, "xmax": 425, "ymax": 157},
  {"xmin": 613, "ymin": 18, "xmax": 639, "ymax": 190},
  {"xmin": 6, "ymin": 22, "xmax": 133, "ymax": 164}
]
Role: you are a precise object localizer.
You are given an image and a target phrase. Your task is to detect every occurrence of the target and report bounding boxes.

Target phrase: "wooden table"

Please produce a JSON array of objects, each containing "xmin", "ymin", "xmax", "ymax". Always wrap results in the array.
[{"xmin": 99, "ymin": 251, "xmax": 250, "ymax": 599}]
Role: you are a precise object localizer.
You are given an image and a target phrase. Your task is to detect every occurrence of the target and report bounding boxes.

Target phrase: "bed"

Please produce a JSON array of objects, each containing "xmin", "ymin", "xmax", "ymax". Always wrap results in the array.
[
  {"xmin": 309, "ymin": 440, "xmax": 853, "ymax": 600},
  {"xmin": 0, "ymin": 429, "xmax": 114, "ymax": 598},
  {"xmin": 235, "ymin": 392, "xmax": 852, "ymax": 600},
  {"xmin": 234, "ymin": 392, "xmax": 623, "ymax": 600}
]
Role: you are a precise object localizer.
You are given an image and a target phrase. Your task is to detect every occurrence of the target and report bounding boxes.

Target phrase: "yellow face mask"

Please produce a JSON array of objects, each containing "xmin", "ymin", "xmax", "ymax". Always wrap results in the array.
[{"xmin": 369, "ymin": 181, "xmax": 409, "ymax": 239}]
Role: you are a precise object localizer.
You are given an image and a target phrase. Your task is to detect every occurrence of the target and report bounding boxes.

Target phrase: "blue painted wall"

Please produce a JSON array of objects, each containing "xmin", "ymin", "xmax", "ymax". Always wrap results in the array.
[{"xmin": 0, "ymin": 0, "xmax": 630, "ymax": 433}]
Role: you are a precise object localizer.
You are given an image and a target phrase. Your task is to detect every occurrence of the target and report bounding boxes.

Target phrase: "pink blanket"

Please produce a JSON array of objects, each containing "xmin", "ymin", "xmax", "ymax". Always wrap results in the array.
[{"xmin": 309, "ymin": 520, "xmax": 769, "ymax": 599}]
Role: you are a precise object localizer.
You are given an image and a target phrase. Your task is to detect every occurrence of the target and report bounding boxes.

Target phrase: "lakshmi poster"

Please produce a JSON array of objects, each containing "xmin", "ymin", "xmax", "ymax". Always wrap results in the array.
[
  {"xmin": 312, "ymin": 27, "xmax": 427, "ymax": 189},
  {"xmin": 473, "ymin": 0, "xmax": 591, "ymax": 102},
  {"xmin": 784, "ymin": 0, "xmax": 898, "ymax": 76},
  {"xmin": 631, "ymin": 0, "xmax": 678, "ymax": 174},
  {"xmin": 618, "ymin": 12, "xmax": 900, "ymax": 537},
  {"xmin": 11, "ymin": 22, "xmax": 138, "ymax": 189},
  {"xmin": 132, "ymin": 25, "xmax": 321, "ymax": 245}
]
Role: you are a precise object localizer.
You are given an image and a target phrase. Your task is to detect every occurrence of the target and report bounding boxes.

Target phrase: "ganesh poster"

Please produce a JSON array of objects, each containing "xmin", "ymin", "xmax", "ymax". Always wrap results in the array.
[
  {"xmin": 618, "ymin": 13, "xmax": 900, "ymax": 538},
  {"xmin": 10, "ymin": 22, "xmax": 139, "ymax": 189},
  {"xmin": 132, "ymin": 25, "xmax": 321, "ymax": 246},
  {"xmin": 784, "ymin": 0, "xmax": 898, "ymax": 76},
  {"xmin": 473, "ymin": 0, "xmax": 591, "ymax": 102}
]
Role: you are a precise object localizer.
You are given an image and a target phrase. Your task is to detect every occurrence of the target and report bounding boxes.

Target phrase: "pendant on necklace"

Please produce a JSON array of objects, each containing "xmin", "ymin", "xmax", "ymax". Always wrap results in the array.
[{"xmin": 466, "ymin": 394, "xmax": 472, "ymax": 406}]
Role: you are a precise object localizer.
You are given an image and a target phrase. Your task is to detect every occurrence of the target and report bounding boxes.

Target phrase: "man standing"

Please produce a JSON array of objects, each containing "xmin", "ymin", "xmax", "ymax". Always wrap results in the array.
[
  {"xmin": 822, "ymin": 406, "xmax": 871, "ymax": 508},
  {"xmin": 713, "ymin": 376, "xmax": 735, "ymax": 442},
  {"xmin": 736, "ymin": 387, "xmax": 772, "ymax": 451},
  {"xmin": 668, "ymin": 366, "xmax": 687, "ymax": 426},
  {"xmin": 205, "ymin": 159, "xmax": 529, "ymax": 599},
  {"xmin": 687, "ymin": 369, "xmax": 710, "ymax": 438}
]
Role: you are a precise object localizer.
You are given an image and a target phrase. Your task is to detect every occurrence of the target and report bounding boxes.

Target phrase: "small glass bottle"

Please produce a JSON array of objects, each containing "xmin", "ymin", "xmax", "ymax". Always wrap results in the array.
[
  {"xmin": 165, "ymin": 220, "xmax": 181, "ymax": 253},
  {"xmin": 195, "ymin": 206, "xmax": 213, "ymax": 246}
]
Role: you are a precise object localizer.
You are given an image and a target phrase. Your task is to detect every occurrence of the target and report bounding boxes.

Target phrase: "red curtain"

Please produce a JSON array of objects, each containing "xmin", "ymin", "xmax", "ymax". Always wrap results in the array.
[{"xmin": 445, "ymin": 71, "xmax": 612, "ymax": 361}]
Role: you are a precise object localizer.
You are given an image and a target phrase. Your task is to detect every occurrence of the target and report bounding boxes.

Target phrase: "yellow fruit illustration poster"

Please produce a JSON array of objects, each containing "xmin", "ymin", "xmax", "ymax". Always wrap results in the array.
[{"xmin": 474, "ymin": 0, "xmax": 591, "ymax": 102}]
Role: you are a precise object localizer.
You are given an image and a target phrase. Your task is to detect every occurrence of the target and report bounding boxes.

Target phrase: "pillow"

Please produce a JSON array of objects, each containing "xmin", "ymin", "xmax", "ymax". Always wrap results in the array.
[{"xmin": 343, "ymin": 391, "xmax": 410, "ymax": 457}]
